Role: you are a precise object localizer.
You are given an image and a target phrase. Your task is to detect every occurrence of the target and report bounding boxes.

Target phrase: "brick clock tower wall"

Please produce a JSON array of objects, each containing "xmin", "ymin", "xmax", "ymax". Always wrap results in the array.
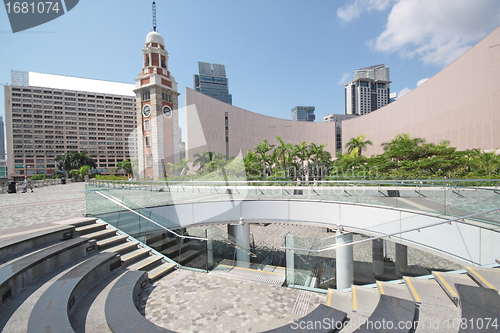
[{"xmin": 134, "ymin": 30, "xmax": 180, "ymax": 180}]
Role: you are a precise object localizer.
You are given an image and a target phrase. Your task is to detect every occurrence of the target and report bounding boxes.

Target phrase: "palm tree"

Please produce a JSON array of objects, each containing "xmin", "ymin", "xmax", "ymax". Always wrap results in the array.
[
  {"xmin": 56, "ymin": 151, "xmax": 96, "ymax": 177},
  {"xmin": 345, "ymin": 134, "xmax": 373, "ymax": 157},
  {"xmin": 254, "ymin": 139, "xmax": 275, "ymax": 177},
  {"xmin": 55, "ymin": 152, "xmax": 73, "ymax": 177},
  {"xmin": 274, "ymin": 136, "xmax": 293, "ymax": 173},
  {"xmin": 309, "ymin": 143, "xmax": 331, "ymax": 180},
  {"xmin": 116, "ymin": 160, "xmax": 132, "ymax": 175},
  {"xmin": 293, "ymin": 142, "xmax": 312, "ymax": 180},
  {"xmin": 193, "ymin": 151, "xmax": 213, "ymax": 172}
]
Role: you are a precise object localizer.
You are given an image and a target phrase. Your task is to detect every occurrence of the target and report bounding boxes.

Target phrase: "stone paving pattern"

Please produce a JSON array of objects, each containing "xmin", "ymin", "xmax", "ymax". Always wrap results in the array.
[
  {"xmin": 0, "ymin": 182, "xmax": 86, "ymax": 229},
  {"xmin": 137, "ymin": 269, "xmax": 324, "ymax": 333},
  {"xmin": 1, "ymin": 182, "xmax": 469, "ymax": 332}
]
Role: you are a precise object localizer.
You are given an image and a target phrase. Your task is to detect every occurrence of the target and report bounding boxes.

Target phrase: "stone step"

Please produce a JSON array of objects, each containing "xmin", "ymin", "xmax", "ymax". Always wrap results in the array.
[
  {"xmin": 66, "ymin": 217, "xmax": 98, "ymax": 228},
  {"xmin": 432, "ymin": 271, "xmax": 479, "ymax": 305},
  {"xmin": 97, "ymin": 235, "xmax": 129, "ymax": 250},
  {"xmin": 127, "ymin": 255, "xmax": 163, "ymax": 271},
  {"xmin": 456, "ymin": 284, "xmax": 500, "ymax": 332},
  {"xmin": 1, "ymin": 256, "xmax": 93, "ymax": 332},
  {"xmin": 147, "ymin": 237, "xmax": 176, "ymax": 250},
  {"xmin": 160, "ymin": 241, "xmax": 189, "ymax": 256},
  {"xmin": 103, "ymin": 241, "xmax": 139, "ymax": 255},
  {"xmin": 403, "ymin": 276, "xmax": 455, "ymax": 307},
  {"xmin": 376, "ymin": 281, "xmax": 413, "ymax": 301},
  {"xmin": 75, "ymin": 222, "xmax": 107, "ymax": 235},
  {"xmin": 121, "ymin": 248, "xmax": 150, "ymax": 266},
  {"xmin": 147, "ymin": 262, "xmax": 177, "ymax": 281},
  {"xmin": 465, "ymin": 266, "xmax": 500, "ymax": 290},
  {"xmin": 82, "ymin": 229, "xmax": 118, "ymax": 241},
  {"xmin": 351, "ymin": 285, "xmax": 380, "ymax": 314}
]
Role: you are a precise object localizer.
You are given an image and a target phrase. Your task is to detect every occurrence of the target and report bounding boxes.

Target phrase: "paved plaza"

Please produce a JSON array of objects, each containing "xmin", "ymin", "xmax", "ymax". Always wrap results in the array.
[
  {"xmin": 0, "ymin": 182, "xmax": 465, "ymax": 332},
  {"xmin": 0, "ymin": 183, "xmax": 329, "ymax": 332}
]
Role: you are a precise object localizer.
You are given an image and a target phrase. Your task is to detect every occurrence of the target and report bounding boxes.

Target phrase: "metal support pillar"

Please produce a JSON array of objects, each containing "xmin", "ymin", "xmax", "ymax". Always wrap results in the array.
[
  {"xmin": 395, "ymin": 243, "xmax": 408, "ymax": 274},
  {"xmin": 372, "ymin": 239, "xmax": 385, "ymax": 277},
  {"xmin": 285, "ymin": 233, "xmax": 295, "ymax": 286},
  {"xmin": 336, "ymin": 229, "xmax": 353, "ymax": 290},
  {"xmin": 227, "ymin": 222, "xmax": 250, "ymax": 268}
]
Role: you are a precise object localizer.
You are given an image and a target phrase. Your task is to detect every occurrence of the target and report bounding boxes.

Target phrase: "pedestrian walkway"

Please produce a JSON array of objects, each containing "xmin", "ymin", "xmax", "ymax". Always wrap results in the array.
[
  {"xmin": 0, "ymin": 182, "xmax": 86, "ymax": 230},
  {"xmin": 0, "ymin": 182, "xmax": 327, "ymax": 332}
]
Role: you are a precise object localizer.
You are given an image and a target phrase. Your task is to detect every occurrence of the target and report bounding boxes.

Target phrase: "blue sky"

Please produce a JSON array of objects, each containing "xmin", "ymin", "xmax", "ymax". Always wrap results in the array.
[{"xmin": 1, "ymin": 0, "xmax": 499, "ymax": 129}]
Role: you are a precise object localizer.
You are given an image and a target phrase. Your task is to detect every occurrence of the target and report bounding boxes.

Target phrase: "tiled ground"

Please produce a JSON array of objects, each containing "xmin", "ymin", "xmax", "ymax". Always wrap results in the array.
[
  {"xmin": 137, "ymin": 269, "xmax": 324, "ymax": 333},
  {"xmin": 0, "ymin": 182, "xmax": 86, "ymax": 229},
  {"xmin": 1, "ymin": 182, "xmax": 473, "ymax": 332}
]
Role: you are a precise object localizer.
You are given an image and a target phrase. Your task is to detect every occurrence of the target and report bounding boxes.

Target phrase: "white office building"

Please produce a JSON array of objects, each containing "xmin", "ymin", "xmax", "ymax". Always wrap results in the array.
[{"xmin": 345, "ymin": 64, "xmax": 391, "ymax": 116}]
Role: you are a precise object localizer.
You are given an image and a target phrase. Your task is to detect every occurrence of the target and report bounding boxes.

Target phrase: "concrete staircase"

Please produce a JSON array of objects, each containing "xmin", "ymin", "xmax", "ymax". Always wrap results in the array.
[
  {"xmin": 326, "ymin": 265, "xmax": 500, "ymax": 332},
  {"xmin": 0, "ymin": 217, "xmax": 177, "ymax": 333}
]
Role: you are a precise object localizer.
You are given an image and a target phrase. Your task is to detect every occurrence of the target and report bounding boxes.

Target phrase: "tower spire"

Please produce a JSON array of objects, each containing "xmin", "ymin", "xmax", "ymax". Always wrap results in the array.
[{"xmin": 152, "ymin": 1, "xmax": 156, "ymax": 32}]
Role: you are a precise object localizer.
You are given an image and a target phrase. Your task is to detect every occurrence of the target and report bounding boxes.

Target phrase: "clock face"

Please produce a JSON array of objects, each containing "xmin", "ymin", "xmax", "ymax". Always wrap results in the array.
[
  {"xmin": 142, "ymin": 104, "xmax": 151, "ymax": 118},
  {"xmin": 162, "ymin": 105, "xmax": 172, "ymax": 118}
]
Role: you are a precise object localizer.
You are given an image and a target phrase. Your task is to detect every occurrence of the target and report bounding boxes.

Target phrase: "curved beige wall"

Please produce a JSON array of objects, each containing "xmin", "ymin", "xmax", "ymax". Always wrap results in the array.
[
  {"xmin": 343, "ymin": 26, "xmax": 500, "ymax": 156},
  {"xmin": 185, "ymin": 88, "xmax": 337, "ymax": 159}
]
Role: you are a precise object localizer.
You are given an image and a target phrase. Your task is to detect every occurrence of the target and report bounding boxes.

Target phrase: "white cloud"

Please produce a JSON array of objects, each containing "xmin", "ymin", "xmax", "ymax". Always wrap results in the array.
[
  {"xmin": 398, "ymin": 87, "xmax": 411, "ymax": 98},
  {"xmin": 337, "ymin": 0, "xmax": 393, "ymax": 22},
  {"xmin": 373, "ymin": 0, "xmax": 500, "ymax": 66},
  {"xmin": 417, "ymin": 78, "xmax": 429, "ymax": 87},
  {"xmin": 338, "ymin": 72, "xmax": 351, "ymax": 85}
]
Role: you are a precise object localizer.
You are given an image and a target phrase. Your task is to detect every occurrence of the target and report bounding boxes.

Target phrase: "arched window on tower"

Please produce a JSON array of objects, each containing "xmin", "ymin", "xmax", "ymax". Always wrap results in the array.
[{"xmin": 144, "ymin": 55, "xmax": 149, "ymax": 67}]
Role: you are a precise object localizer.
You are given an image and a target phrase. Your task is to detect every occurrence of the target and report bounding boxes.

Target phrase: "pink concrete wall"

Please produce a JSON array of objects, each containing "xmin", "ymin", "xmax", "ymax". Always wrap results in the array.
[
  {"xmin": 342, "ymin": 26, "xmax": 500, "ymax": 156},
  {"xmin": 185, "ymin": 88, "xmax": 337, "ymax": 159}
]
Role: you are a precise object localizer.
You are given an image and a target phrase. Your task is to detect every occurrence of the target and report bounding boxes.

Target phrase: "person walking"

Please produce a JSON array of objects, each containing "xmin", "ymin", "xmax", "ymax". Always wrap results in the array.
[{"xmin": 23, "ymin": 176, "xmax": 33, "ymax": 193}]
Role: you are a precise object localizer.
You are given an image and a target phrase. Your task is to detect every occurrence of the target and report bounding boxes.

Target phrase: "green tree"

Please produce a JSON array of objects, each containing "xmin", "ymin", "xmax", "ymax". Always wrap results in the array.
[
  {"xmin": 345, "ymin": 134, "xmax": 373, "ymax": 157},
  {"xmin": 116, "ymin": 160, "xmax": 133, "ymax": 175}
]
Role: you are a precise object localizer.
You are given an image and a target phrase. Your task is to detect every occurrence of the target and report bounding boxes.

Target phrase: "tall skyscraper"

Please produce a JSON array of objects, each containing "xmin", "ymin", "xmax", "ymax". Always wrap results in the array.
[
  {"xmin": 0, "ymin": 115, "xmax": 5, "ymax": 159},
  {"xmin": 194, "ymin": 62, "xmax": 232, "ymax": 104},
  {"xmin": 291, "ymin": 106, "xmax": 315, "ymax": 122},
  {"xmin": 0, "ymin": 115, "xmax": 6, "ymax": 178},
  {"xmin": 345, "ymin": 64, "xmax": 391, "ymax": 116},
  {"xmin": 4, "ymin": 70, "xmax": 137, "ymax": 180}
]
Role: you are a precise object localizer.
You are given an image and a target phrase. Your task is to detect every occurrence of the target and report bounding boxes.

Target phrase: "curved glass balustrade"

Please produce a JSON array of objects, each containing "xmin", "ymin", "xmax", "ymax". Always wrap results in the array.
[{"xmin": 85, "ymin": 179, "xmax": 500, "ymax": 291}]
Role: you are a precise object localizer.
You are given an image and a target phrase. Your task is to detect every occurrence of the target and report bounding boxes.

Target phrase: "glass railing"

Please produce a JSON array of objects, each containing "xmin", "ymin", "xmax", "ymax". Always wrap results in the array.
[
  {"xmin": 85, "ymin": 187, "xmax": 258, "ymax": 272},
  {"xmin": 86, "ymin": 179, "xmax": 500, "ymax": 291},
  {"xmin": 282, "ymin": 205, "xmax": 500, "ymax": 291},
  {"xmin": 87, "ymin": 179, "xmax": 500, "ymax": 227}
]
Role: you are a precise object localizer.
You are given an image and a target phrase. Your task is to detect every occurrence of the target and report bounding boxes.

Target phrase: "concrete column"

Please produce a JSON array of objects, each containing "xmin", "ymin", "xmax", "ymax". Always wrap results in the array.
[
  {"xmin": 207, "ymin": 239, "xmax": 214, "ymax": 268},
  {"xmin": 285, "ymin": 233, "xmax": 295, "ymax": 286},
  {"xmin": 336, "ymin": 229, "xmax": 353, "ymax": 290},
  {"xmin": 372, "ymin": 239, "xmax": 385, "ymax": 277},
  {"xmin": 395, "ymin": 243, "xmax": 408, "ymax": 274},
  {"xmin": 227, "ymin": 222, "xmax": 250, "ymax": 268}
]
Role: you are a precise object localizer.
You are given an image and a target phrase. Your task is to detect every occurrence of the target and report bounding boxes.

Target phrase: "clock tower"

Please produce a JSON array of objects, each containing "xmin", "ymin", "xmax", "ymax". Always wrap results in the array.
[{"xmin": 134, "ymin": 28, "xmax": 181, "ymax": 179}]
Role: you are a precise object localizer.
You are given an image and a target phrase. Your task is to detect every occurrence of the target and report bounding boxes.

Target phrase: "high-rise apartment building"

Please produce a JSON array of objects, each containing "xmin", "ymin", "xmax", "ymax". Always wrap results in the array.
[
  {"xmin": 0, "ymin": 115, "xmax": 5, "ymax": 159},
  {"xmin": 0, "ymin": 115, "xmax": 6, "ymax": 178},
  {"xmin": 345, "ymin": 64, "xmax": 391, "ymax": 116},
  {"xmin": 323, "ymin": 114, "xmax": 357, "ymax": 153},
  {"xmin": 4, "ymin": 70, "xmax": 137, "ymax": 180},
  {"xmin": 291, "ymin": 106, "xmax": 315, "ymax": 122},
  {"xmin": 194, "ymin": 62, "xmax": 232, "ymax": 104}
]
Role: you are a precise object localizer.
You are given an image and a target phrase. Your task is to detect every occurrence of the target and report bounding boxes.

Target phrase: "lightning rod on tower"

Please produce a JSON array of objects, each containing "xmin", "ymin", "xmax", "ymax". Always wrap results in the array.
[{"xmin": 152, "ymin": 1, "xmax": 157, "ymax": 31}]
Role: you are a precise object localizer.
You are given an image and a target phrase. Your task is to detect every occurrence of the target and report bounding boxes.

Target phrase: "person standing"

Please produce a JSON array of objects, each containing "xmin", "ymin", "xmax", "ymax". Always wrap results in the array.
[{"xmin": 23, "ymin": 176, "xmax": 33, "ymax": 193}]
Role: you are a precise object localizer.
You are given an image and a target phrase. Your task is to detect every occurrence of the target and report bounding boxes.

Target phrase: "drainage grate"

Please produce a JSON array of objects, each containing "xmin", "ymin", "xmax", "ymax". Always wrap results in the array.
[
  {"xmin": 158, "ymin": 269, "xmax": 191, "ymax": 288},
  {"xmin": 292, "ymin": 290, "xmax": 312, "ymax": 316}
]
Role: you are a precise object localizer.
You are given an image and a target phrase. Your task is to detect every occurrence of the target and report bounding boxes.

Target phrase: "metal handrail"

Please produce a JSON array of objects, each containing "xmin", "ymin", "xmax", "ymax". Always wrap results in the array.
[
  {"xmin": 94, "ymin": 190, "xmax": 257, "ymax": 256},
  {"xmin": 89, "ymin": 179, "xmax": 500, "ymax": 193},
  {"xmin": 95, "ymin": 190, "xmax": 207, "ymax": 241},
  {"xmin": 280, "ymin": 207, "xmax": 500, "ymax": 253}
]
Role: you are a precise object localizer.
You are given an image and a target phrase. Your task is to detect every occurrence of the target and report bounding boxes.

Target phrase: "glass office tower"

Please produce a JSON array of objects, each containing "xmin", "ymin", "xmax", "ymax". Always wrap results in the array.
[{"xmin": 194, "ymin": 62, "xmax": 232, "ymax": 105}]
